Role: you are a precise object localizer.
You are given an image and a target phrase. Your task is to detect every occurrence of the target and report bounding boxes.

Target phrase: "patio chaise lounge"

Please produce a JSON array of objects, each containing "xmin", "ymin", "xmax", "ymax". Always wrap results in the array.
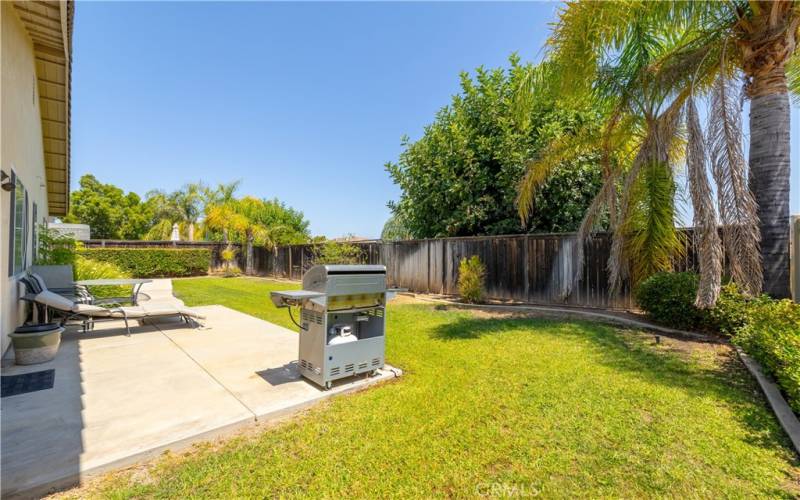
[{"xmin": 28, "ymin": 290, "xmax": 205, "ymax": 335}]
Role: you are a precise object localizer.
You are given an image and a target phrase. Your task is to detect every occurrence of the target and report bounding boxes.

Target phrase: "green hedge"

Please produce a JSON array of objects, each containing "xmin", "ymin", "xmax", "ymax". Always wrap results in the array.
[
  {"xmin": 78, "ymin": 248, "xmax": 211, "ymax": 278},
  {"xmin": 733, "ymin": 299, "xmax": 800, "ymax": 413}
]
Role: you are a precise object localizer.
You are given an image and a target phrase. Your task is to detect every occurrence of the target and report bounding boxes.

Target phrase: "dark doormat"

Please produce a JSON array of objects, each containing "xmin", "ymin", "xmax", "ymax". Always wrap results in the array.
[{"xmin": 1, "ymin": 369, "xmax": 55, "ymax": 398}]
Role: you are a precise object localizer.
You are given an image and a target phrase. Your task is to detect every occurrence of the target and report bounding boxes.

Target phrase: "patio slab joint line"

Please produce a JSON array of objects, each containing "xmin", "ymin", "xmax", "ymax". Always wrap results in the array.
[{"xmin": 150, "ymin": 320, "xmax": 257, "ymax": 420}]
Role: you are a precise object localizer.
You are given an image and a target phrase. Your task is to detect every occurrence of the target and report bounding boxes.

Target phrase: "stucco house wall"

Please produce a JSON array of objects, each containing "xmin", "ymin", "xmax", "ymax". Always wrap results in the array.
[
  {"xmin": 1, "ymin": 2, "xmax": 72, "ymax": 354},
  {"xmin": 1, "ymin": 3, "xmax": 53, "ymax": 354}
]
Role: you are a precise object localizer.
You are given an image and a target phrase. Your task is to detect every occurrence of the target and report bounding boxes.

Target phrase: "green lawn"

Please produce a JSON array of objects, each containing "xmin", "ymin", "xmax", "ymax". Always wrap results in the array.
[{"xmin": 82, "ymin": 277, "xmax": 798, "ymax": 497}]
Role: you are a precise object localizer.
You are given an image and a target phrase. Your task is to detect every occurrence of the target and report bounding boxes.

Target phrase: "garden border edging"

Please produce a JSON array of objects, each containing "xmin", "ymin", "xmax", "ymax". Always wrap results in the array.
[{"xmin": 734, "ymin": 347, "xmax": 800, "ymax": 454}]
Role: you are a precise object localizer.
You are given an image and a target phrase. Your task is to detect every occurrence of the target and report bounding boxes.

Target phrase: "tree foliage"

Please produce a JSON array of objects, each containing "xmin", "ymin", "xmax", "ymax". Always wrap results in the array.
[
  {"xmin": 386, "ymin": 56, "xmax": 605, "ymax": 239},
  {"xmin": 204, "ymin": 197, "xmax": 309, "ymax": 248},
  {"xmin": 380, "ymin": 213, "xmax": 413, "ymax": 241},
  {"xmin": 65, "ymin": 176, "xmax": 311, "ymax": 248},
  {"xmin": 64, "ymin": 175, "xmax": 154, "ymax": 239},
  {"xmin": 312, "ymin": 241, "xmax": 363, "ymax": 265},
  {"xmin": 144, "ymin": 183, "xmax": 207, "ymax": 241},
  {"xmin": 520, "ymin": 1, "xmax": 800, "ymax": 305}
]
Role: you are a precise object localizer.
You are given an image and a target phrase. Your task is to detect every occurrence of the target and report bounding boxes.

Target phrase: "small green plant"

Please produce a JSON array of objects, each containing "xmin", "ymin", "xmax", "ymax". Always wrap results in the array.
[
  {"xmin": 220, "ymin": 245, "xmax": 241, "ymax": 277},
  {"xmin": 312, "ymin": 242, "xmax": 363, "ymax": 265},
  {"xmin": 36, "ymin": 224, "xmax": 77, "ymax": 266},
  {"xmin": 635, "ymin": 272, "xmax": 706, "ymax": 331},
  {"xmin": 458, "ymin": 255, "xmax": 486, "ymax": 303},
  {"xmin": 74, "ymin": 255, "xmax": 131, "ymax": 299},
  {"xmin": 733, "ymin": 299, "xmax": 800, "ymax": 413}
]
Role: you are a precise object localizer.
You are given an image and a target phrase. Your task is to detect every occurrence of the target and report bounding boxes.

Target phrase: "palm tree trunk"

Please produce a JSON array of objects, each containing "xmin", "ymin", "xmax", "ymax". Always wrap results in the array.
[
  {"xmin": 188, "ymin": 222, "xmax": 195, "ymax": 242},
  {"xmin": 246, "ymin": 234, "xmax": 254, "ymax": 275},
  {"xmin": 749, "ymin": 91, "xmax": 791, "ymax": 298},
  {"xmin": 740, "ymin": 1, "xmax": 797, "ymax": 298}
]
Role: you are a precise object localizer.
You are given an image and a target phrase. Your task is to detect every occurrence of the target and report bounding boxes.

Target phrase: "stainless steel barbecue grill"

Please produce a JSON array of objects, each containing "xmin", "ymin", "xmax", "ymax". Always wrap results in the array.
[{"xmin": 270, "ymin": 265, "xmax": 401, "ymax": 389}]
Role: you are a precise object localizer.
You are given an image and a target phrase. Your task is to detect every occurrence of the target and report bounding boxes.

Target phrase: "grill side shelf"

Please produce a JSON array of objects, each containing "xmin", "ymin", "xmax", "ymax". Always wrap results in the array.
[{"xmin": 270, "ymin": 290, "xmax": 326, "ymax": 308}]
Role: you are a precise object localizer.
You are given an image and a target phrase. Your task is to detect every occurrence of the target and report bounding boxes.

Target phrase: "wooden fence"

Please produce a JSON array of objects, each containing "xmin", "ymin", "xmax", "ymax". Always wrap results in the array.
[
  {"xmin": 264, "ymin": 232, "xmax": 699, "ymax": 310},
  {"xmin": 84, "ymin": 233, "xmax": 700, "ymax": 310}
]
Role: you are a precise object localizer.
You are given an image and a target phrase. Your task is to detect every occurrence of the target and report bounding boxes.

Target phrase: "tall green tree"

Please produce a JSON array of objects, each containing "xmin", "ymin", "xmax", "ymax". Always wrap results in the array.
[
  {"xmin": 386, "ymin": 56, "xmax": 606, "ymax": 239},
  {"xmin": 64, "ymin": 174, "xmax": 154, "ymax": 239},
  {"xmin": 518, "ymin": 0, "xmax": 799, "ymax": 304}
]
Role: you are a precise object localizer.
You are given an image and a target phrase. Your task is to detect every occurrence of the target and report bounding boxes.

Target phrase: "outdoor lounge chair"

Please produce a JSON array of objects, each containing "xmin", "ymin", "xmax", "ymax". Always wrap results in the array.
[
  {"xmin": 28, "ymin": 290, "xmax": 205, "ymax": 335},
  {"xmin": 23, "ymin": 266, "xmax": 93, "ymax": 304}
]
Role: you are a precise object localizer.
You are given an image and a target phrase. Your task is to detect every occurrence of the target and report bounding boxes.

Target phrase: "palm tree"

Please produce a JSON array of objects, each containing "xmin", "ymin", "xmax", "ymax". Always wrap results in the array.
[
  {"xmin": 144, "ymin": 183, "xmax": 206, "ymax": 241},
  {"xmin": 202, "ymin": 181, "xmax": 242, "ymax": 243},
  {"xmin": 203, "ymin": 180, "xmax": 241, "ymax": 207},
  {"xmin": 518, "ymin": 1, "xmax": 799, "ymax": 304},
  {"xmin": 205, "ymin": 197, "xmax": 286, "ymax": 274}
]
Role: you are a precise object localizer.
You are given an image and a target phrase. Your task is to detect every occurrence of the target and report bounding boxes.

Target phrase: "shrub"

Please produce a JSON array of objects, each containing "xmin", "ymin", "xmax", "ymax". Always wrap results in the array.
[
  {"xmin": 78, "ymin": 248, "xmax": 210, "ymax": 278},
  {"xmin": 74, "ymin": 255, "xmax": 131, "ymax": 299},
  {"xmin": 733, "ymin": 299, "xmax": 800, "ymax": 413},
  {"xmin": 220, "ymin": 245, "xmax": 241, "ymax": 277},
  {"xmin": 458, "ymin": 256, "xmax": 486, "ymax": 304},
  {"xmin": 36, "ymin": 225, "xmax": 77, "ymax": 266},
  {"xmin": 704, "ymin": 282, "xmax": 772, "ymax": 336},
  {"xmin": 312, "ymin": 242, "xmax": 363, "ymax": 265},
  {"xmin": 635, "ymin": 272, "xmax": 706, "ymax": 331}
]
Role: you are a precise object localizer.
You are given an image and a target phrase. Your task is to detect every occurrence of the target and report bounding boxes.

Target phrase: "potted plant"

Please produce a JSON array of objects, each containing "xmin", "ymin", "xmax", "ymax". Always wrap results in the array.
[{"xmin": 8, "ymin": 323, "xmax": 64, "ymax": 365}]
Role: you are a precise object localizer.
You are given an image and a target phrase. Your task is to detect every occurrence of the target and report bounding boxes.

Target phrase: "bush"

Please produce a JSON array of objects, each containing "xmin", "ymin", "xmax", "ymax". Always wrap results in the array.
[
  {"xmin": 635, "ymin": 272, "xmax": 706, "ymax": 331},
  {"xmin": 705, "ymin": 282, "xmax": 773, "ymax": 336},
  {"xmin": 458, "ymin": 256, "xmax": 486, "ymax": 303},
  {"xmin": 36, "ymin": 225, "xmax": 77, "ymax": 266},
  {"xmin": 220, "ymin": 246, "xmax": 241, "ymax": 277},
  {"xmin": 78, "ymin": 248, "xmax": 211, "ymax": 278},
  {"xmin": 733, "ymin": 299, "xmax": 800, "ymax": 413},
  {"xmin": 74, "ymin": 255, "xmax": 131, "ymax": 299},
  {"xmin": 312, "ymin": 242, "xmax": 363, "ymax": 265}
]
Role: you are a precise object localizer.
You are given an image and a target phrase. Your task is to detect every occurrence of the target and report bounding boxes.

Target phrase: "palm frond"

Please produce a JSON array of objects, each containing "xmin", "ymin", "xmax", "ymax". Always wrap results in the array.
[
  {"xmin": 517, "ymin": 125, "xmax": 602, "ymax": 224},
  {"xmin": 142, "ymin": 219, "xmax": 175, "ymax": 241},
  {"xmin": 686, "ymin": 96, "xmax": 723, "ymax": 308},
  {"xmin": 624, "ymin": 159, "xmax": 685, "ymax": 284},
  {"xmin": 708, "ymin": 74, "xmax": 762, "ymax": 295},
  {"xmin": 788, "ymin": 52, "xmax": 800, "ymax": 103},
  {"xmin": 608, "ymin": 96, "xmax": 684, "ymax": 294}
]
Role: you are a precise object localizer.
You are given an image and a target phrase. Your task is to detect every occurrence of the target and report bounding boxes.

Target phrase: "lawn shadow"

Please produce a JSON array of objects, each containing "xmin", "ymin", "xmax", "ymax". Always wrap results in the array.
[{"xmin": 430, "ymin": 313, "xmax": 797, "ymax": 459}]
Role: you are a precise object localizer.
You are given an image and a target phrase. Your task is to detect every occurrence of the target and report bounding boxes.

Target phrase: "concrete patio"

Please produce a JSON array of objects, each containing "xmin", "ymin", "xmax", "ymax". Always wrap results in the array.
[{"xmin": 1, "ymin": 284, "xmax": 401, "ymax": 498}]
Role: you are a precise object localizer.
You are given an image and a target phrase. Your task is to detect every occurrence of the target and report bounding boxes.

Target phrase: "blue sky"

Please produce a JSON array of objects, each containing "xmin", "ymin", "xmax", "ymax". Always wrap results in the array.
[{"xmin": 71, "ymin": 1, "xmax": 799, "ymax": 238}]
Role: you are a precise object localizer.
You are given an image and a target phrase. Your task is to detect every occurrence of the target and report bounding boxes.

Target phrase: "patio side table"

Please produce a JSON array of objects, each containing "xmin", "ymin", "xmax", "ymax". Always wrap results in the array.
[{"xmin": 73, "ymin": 278, "xmax": 153, "ymax": 306}]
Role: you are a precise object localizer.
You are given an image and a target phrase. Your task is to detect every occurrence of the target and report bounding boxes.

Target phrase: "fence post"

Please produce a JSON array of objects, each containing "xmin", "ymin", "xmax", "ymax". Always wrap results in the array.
[
  {"xmin": 792, "ymin": 215, "xmax": 799, "ymax": 302},
  {"xmin": 427, "ymin": 240, "xmax": 431, "ymax": 293},
  {"xmin": 441, "ymin": 240, "xmax": 446, "ymax": 294},
  {"xmin": 523, "ymin": 235, "xmax": 529, "ymax": 302}
]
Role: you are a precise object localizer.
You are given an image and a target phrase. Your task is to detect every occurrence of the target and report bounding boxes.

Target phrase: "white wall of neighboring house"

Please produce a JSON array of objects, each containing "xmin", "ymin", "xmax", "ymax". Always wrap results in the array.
[
  {"xmin": 1, "ymin": 3, "xmax": 52, "ymax": 354},
  {"xmin": 48, "ymin": 223, "xmax": 90, "ymax": 241}
]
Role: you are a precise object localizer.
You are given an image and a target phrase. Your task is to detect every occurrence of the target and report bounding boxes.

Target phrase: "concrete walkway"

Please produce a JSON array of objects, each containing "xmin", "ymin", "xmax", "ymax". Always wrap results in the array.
[{"xmin": 1, "ymin": 283, "xmax": 400, "ymax": 498}]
